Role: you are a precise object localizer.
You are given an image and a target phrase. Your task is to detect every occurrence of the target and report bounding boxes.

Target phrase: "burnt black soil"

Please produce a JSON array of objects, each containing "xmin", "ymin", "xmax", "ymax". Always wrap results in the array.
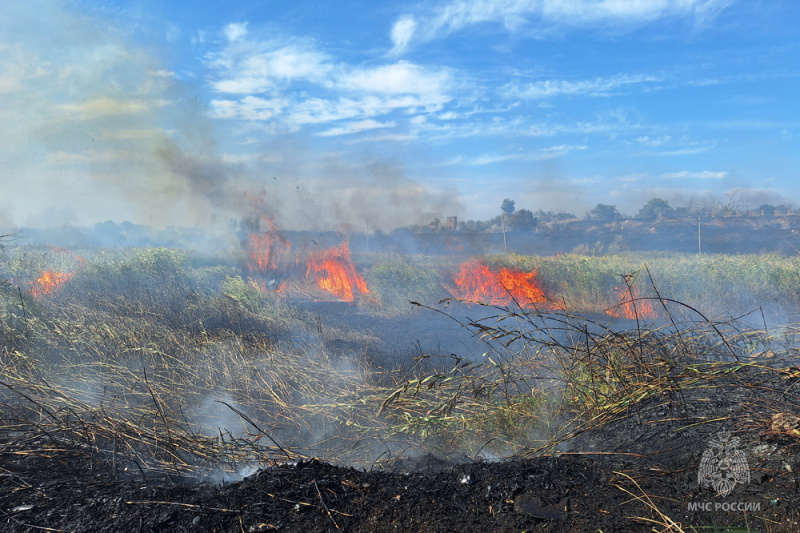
[{"xmin": 3, "ymin": 365, "xmax": 800, "ymax": 532}]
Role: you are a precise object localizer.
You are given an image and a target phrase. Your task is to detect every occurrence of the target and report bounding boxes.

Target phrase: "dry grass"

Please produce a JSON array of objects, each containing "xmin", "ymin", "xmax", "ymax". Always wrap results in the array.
[{"xmin": 1, "ymin": 249, "xmax": 799, "ymax": 494}]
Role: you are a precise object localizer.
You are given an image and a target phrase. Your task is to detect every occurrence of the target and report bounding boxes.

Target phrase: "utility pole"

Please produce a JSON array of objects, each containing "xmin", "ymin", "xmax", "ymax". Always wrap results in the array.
[
  {"xmin": 697, "ymin": 215, "xmax": 702, "ymax": 254},
  {"xmin": 501, "ymin": 213, "xmax": 508, "ymax": 254}
]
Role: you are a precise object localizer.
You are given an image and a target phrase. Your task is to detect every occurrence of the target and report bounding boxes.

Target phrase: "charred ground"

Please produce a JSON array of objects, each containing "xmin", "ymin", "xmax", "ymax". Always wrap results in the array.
[
  {"xmin": 2, "ymin": 363, "xmax": 800, "ymax": 532},
  {"xmin": 3, "ymin": 242, "xmax": 800, "ymax": 532}
]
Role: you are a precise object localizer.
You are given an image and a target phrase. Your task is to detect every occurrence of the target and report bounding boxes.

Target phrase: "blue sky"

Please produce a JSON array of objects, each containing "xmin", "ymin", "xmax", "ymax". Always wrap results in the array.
[{"xmin": 1, "ymin": 0, "xmax": 798, "ymax": 231}]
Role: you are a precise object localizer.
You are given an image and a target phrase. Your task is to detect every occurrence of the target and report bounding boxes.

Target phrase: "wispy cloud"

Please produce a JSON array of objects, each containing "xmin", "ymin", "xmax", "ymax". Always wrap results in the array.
[
  {"xmin": 463, "ymin": 144, "xmax": 587, "ymax": 165},
  {"xmin": 414, "ymin": 109, "xmax": 638, "ymax": 144},
  {"xmin": 57, "ymin": 97, "xmax": 171, "ymax": 119},
  {"xmin": 318, "ymin": 119, "xmax": 397, "ymax": 136},
  {"xmin": 0, "ymin": 43, "xmax": 48, "ymax": 93},
  {"xmin": 502, "ymin": 73, "xmax": 661, "ymax": 100},
  {"xmin": 390, "ymin": 0, "xmax": 733, "ymax": 53},
  {"xmin": 207, "ymin": 27, "xmax": 332, "ymax": 94},
  {"xmin": 223, "ymin": 22, "xmax": 249, "ymax": 42},
  {"xmin": 206, "ymin": 26, "xmax": 457, "ymax": 130},
  {"xmin": 662, "ymin": 170, "xmax": 728, "ymax": 180},
  {"xmin": 630, "ymin": 140, "xmax": 718, "ymax": 157},
  {"xmin": 390, "ymin": 16, "xmax": 418, "ymax": 56},
  {"xmin": 339, "ymin": 61, "xmax": 451, "ymax": 96},
  {"xmin": 636, "ymin": 135, "xmax": 672, "ymax": 147},
  {"xmin": 209, "ymin": 96, "xmax": 287, "ymax": 121}
]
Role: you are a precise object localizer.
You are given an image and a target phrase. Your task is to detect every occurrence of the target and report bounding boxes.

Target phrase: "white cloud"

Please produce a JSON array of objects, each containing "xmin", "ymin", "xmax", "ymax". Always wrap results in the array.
[
  {"xmin": 288, "ymin": 94, "xmax": 445, "ymax": 126},
  {"xmin": 636, "ymin": 135, "xmax": 672, "ymax": 146},
  {"xmin": 503, "ymin": 73, "xmax": 661, "ymax": 99},
  {"xmin": 662, "ymin": 170, "xmax": 728, "ymax": 180},
  {"xmin": 464, "ymin": 144, "xmax": 587, "ymax": 165},
  {"xmin": 57, "ymin": 97, "xmax": 171, "ymax": 119},
  {"xmin": 318, "ymin": 119, "xmax": 397, "ymax": 136},
  {"xmin": 0, "ymin": 43, "xmax": 48, "ymax": 93},
  {"xmin": 541, "ymin": 144, "xmax": 588, "ymax": 156},
  {"xmin": 436, "ymin": 111, "xmax": 459, "ymax": 120},
  {"xmin": 209, "ymin": 96, "xmax": 287, "ymax": 121},
  {"xmin": 223, "ymin": 23, "xmax": 248, "ymax": 42},
  {"xmin": 340, "ymin": 61, "xmax": 452, "ymax": 96},
  {"xmin": 207, "ymin": 37, "xmax": 332, "ymax": 94},
  {"xmin": 347, "ymin": 132, "xmax": 417, "ymax": 143},
  {"xmin": 391, "ymin": 0, "xmax": 733, "ymax": 51},
  {"xmin": 205, "ymin": 29, "xmax": 456, "ymax": 131},
  {"xmin": 631, "ymin": 141, "xmax": 717, "ymax": 157},
  {"xmin": 471, "ymin": 153, "xmax": 522, "ymax": 166},
  {"xmin": 390, "ymin": 16, "xmax": 417, "ymax": 55}
]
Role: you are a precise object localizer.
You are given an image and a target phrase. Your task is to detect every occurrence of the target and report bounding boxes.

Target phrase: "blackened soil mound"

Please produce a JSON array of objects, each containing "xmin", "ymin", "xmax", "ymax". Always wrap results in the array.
[{"xmin": 2, "ymin": 367, "xmax": 800, "ymax": 532}]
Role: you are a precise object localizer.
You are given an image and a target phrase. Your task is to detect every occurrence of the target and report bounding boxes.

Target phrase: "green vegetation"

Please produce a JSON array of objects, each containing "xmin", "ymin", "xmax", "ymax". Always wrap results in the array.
[
  {"xmin": 1, "ymin": 245, "xmax": 799, "ymax": 486},
  {"xmin": 589, "ymin": 203, "xmax": 624, "ymax": 221},
  {"xmin": 364, "ymin": 255, "xmax": 449, "ymax": 312},
  {"xmin": 489, "ymin": 251, "xmax": 800, "ymax": 317},
  {"xmin": 636, "ymin": 197, "xmax": 675, "ymax": 219}
]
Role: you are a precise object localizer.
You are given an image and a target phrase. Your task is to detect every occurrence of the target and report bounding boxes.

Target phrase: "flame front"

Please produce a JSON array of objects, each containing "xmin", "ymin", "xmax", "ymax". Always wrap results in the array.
[
  {"xmin": 306, "ymin": 241, "xmax": 369, "ymax": 302},
  {"xmin": 450, "ymin": 259, "xmax": 546, "ymax": 307},
  {"xmin": 247, "ymin": 232, "xmax": 293, "ymax": 274},
  {"xmin": 606, "ymin": 283, "xmax": 657, "ymax": 320},
  {"xmin": 31, "ymin": 270, "xmax": 73, "ymax": 297}
]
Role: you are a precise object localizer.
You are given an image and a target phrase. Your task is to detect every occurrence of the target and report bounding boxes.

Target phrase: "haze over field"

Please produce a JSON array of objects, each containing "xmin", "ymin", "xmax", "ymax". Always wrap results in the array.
[{"xmin": 1, "ymin": 0, "xmax": 798, "ymax": 231}]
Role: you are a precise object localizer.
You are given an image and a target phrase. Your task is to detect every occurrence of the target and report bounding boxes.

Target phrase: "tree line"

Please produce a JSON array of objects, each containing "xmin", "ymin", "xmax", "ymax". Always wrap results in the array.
[{"xmin": 428, "ymin": 195, "xmax": 795, "ymax": 233}]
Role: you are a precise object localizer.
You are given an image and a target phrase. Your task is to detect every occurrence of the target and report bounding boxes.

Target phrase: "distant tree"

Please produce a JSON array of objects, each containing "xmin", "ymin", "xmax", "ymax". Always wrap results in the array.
[
  {"xmin": 554, "ymin": 211, "xmax": 577, "ymax": 221},
  {"xmin": 0, "ymin": 231, "xmax": 19, "ymax": 257},
  {"xmin": 500, "ymin": 198, "xmax": 516, "ymax": 216},
  {"xmin": 508, "ymin": 209, "xmax": 538, "ymax": 232},
  {"xmin": 636, "ymin": 198, "xmax": 674, "ymax": 219},
  {"xmin": 588, "ymin": 203, "xmax": 622, "ymax": 221},
  {"xmin": 723, "ymin": 189, "xmax": 744, "ymax": 213},
  {"xmin": 757, "ymin": 204, "xmax": 777, "ymax": 216},
  {"xmin": 459, "ymin": 219, "xmax": 490, "ymax": 232},
  {"xmin": 533, "ymin": 209, "xmax": 577, "ymax": 223}
]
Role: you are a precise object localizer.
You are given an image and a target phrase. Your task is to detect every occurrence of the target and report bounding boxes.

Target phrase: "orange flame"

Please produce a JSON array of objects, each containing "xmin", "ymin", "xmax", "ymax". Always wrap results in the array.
[
  {"xmin": 246, "ymin": 215, "xmax": 294, "ymax": 276},
  {"xmin": 248, "ymin": 277, "xmax": 286, "ymax": 296},
  {"xmin": 306, "ymin": 241, "xmax": 369, "ymax": 301},
  {"xmin": 606, "ymin": 283, "xmax": 657, "ymax": 320},
  {"xmin": 247, "ymin": 231, "xmax": 292, "ymax": 274},
  {"xmin": 31, "ymin": 270, "xmax": 73, "ymax": 297},
  {"xmin": 449, "ymin": 259, "xmax": 547, "ymax": 307}
]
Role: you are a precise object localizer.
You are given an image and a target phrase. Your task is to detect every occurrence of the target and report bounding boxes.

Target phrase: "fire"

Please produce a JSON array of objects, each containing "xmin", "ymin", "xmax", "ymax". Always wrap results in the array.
[
  {"xmin": 606, "ymin": 282, "xmax": 657, "ymax": 320},
  {"xmin": 449, "ymin": 259, "xmax": 547, "ymax": 307},
  {"xmin": 31, "ymin": 270, "xmax": 73, "ymax": 297},
  {"xmin": 249, "ymin": 277, "xmax": 286, "ymax": 295},
  {"xmin": 247, "ymin": 231, "xmax": 293, "ymax": 274},
  {"xmin": 306, "ymin": 241, "xmax": 369, "ymax": 302},
  {"xmin": 242, "ymin": 215, "xmax": 369, "ymax": 301},
  {"xmin": 246, "ymin": 215, "xmax": 294, "ymax": 276}
]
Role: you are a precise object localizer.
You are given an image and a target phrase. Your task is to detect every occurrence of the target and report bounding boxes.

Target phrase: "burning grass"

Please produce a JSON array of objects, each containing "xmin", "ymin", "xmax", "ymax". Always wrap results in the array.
[
  {"xmin": 447, "ymin": 258, "xmax": 548, "ymax": 307},
  {"xmin": 245, "ymin": 227, "xmax": 371, "ymax": 302},
  {"xmin": 3, "ymin": 246, "xmax": 800, "ymax": 530},
  {"xmin": 305, "ymin": 241, "xmax": 369, "ymax": 302}
]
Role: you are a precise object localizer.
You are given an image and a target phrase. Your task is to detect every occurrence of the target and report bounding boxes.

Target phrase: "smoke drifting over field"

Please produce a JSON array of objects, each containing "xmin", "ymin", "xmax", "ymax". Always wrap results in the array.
[{"xmin": 0, "ymin": 1, "xmax": 460, "ymax": 233}]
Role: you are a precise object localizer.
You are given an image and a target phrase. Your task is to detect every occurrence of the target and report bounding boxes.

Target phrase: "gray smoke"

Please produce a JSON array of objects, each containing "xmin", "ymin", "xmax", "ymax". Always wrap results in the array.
[{"xmin": 0, "ymin": 1, "xmax": 461, "ymax": 233}]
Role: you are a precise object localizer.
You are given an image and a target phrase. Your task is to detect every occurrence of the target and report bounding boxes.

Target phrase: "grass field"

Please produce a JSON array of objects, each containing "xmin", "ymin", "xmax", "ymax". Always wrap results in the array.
[{"xmin": 1, "ymin": 245, "xmax": 799, "ymax": 479}]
